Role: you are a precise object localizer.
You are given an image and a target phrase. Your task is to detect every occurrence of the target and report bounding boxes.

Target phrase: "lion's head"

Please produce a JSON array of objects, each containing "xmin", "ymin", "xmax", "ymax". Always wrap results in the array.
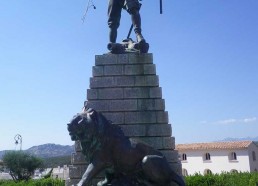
[
  {"xmin": 67, "ymin": 108, "xmax": 106, "ymax": 142},
  {"xmin": 67, "ymin": 109, "xmax": 95, "ymax": 141}
]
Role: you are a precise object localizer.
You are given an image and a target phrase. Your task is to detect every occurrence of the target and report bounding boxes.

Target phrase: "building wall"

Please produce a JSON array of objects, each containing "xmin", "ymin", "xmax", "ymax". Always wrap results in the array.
[
  {"xmin": 248, "ymin": 143, "xmax": 258, "ymax": 172},
  {"xmin": 180, "ymin": 149, "xmax": 250, "ymax": 175}
]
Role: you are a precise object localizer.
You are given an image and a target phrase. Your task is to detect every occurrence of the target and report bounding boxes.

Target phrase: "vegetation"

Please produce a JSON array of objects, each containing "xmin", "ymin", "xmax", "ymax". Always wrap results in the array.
[
  {"xmin": 42, "ymin": 155, "xmax": 71, "ymax": 168},
  {"xmin": 185, "ymin": 172, "xmax": 258, "ymax": 186},
  {"xmin": 2, "ymin": 151, "xmax": 43, "ymax": 181},
  {"xmin": 0, "ymin": 178, "xmax": 64, "ymax": 186}
]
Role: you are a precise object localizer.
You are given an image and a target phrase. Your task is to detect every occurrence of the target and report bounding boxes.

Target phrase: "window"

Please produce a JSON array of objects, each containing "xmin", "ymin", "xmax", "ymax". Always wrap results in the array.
[
  {"xmin": 203, "ymin": 153, "xmax": 211, "ymax": 161},
  {"xmin": 229, "ymin": 152, "xmax": 237, "ymax": 160},
  {"xmin": 252, "ymin": 151, "xmax": 256, "ymax": 161},
  {"xmin": 204, "ymin": 169, "xmax": 212, "ymax": 175},
  {"xmin": 182, "ymin": 169, "xmax": 188, "ymax": 176},
  {"xmin": 182, "ymin": 153, "xmax": 187, "ymax": 161}
]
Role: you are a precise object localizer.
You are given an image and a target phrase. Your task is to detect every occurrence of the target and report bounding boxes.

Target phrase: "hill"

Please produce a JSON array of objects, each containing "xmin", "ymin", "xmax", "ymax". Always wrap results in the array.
[
  {"xmin": 26, "ymin": 143, "xmax": 74, "ymax": 158},
  {"xmin": 0, "ymin": 143, "xmax": 74, "ymax": 159}
]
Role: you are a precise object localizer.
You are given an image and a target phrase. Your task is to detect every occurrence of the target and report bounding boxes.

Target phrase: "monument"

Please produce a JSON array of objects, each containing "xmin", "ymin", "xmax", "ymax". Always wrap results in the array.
[{"xmin": 66, "ymin": 0, "xmax": 184, "ymax": 185}]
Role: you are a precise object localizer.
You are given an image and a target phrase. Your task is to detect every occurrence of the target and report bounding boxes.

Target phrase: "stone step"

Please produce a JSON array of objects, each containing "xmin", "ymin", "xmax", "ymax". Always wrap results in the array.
[
  {"xmin": 93, "ymin": 64, "xmax": 156, "ymax": 77},
  {"xmin": 90, "ymin": 75, "xmax": 159, "ymax": 88},
  {"xmin": 95, "ymin": 53, "xmax": 153, "ymax": 66},
  {"xmin": 90, "ymin": 111, "xmax": 168, "ymax": 124},
  {"xmin": 87, "ymin": 87, "xmax": 162, "ymax": 100},
  {"xmin": 86, "ymin": 99, "xmax": 165, "ymax": 112}
]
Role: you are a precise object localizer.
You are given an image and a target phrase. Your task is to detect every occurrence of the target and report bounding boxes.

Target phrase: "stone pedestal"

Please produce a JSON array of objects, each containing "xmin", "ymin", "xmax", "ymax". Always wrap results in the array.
[{"xmin": 66, "ymin": 53, "xmax": 182, "ymax": 186}]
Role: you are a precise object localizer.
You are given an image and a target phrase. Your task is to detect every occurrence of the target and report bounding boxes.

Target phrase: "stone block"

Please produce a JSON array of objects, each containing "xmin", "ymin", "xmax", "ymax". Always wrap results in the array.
[
  {"xmin": 120, "ymin": 124, "xmax": 146, "ymax": 136},
  {"xmin": 124, "ymin": 111, "xmax": 169, "ymax": 124},
  {"xmin": 132, "ymin": 137, "xmax": 175, "ymax": 150},
  {"xmin": 101, "ymin": 112, "xmax": 124, "ymax": 124},
  {"xmin": 87, "ymin": 100, "xmax": 137, "ymax": 112},
  {"xmin": 68, "ymin": 165, "xmax": 87, "ymax": 179},
  {"xmin": 163, "ymin": 136, "xmax": 175, "ymax": 149},
  {"xmin": 160, "ymin": 150, "xmax": 180, "ymax": 163},
  {"xmin": 128, "ymin": 53, "xmax": 153, "ymax": 64},
  {"xmin": 124, "ymin": 111, "xmax": 157, "ymax": 124},
  {"xmin": 124, "ymin": 64, "xmax": 145, "ymax": 75},
  {"xmin": 87, "ymin": 89, "xmax": 98, "ymax": 100},
  {"xmin": 104, "ymin": 65, "xmax": 123, "ymax": 76},
  {"xmin": 110, "ymin": 100, "xmax": 137, "ymax": 111},
  {"xmin": 117, "ymin": 54, "xmax": 129, "ymax": 64},
  {"xmin": 86, "ymin": 100, "xmax": 109, "ymax": 111},
  {"xmin": 146, "ymin": 124, "xmax": 172, "ymax": 136},
  {"xmin": 149, "ymin": 87, "xmax": 162, "ymax": 98},
  {"xmin": 137, "ymin": 99, "xmax": 165, "ymax": 111},
  {"xmin": 115, "ymin": 76, "xmax": 135, "ymax": 87},
  {"xmin": 124, "ymin": 87, "xmax": 149, "ymax": 98},
  {"xmin": 92, "ymin": 66, "xmax": 103, "ymax": 77},
  {"xmin": 144, "ymin": 64, "xmax": 156, "ymax": 74},
  {"xmin": 134, "ymin": 75, "xmax": 159, "ymax": 87},
  {"xmin": 98, "ymin": 88, "xmax": 124, "ymax": 100},
  {"xmin": 72, "ymin": 152, "xmax": 87, "ymax": 165},
  {"xmin": 124, "ymin": 64, "xmax": 156, "ymax": 75},
  {"xmin": 95, "ymin": 54, "xmax": 117, "ymax": 65},
  {"xmin": 156, "ymin": 111, "xmax": 169, "ymax": 123},
  {"xmin": 90, "ymin": 77, "xmax": 114, "ymax": 88}
]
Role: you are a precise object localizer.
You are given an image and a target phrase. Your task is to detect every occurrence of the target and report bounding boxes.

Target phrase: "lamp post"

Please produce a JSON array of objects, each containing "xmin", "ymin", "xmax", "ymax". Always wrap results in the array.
[{"xmin": 14, "ymin": 134, "xmax": 22, "ymax": 151}]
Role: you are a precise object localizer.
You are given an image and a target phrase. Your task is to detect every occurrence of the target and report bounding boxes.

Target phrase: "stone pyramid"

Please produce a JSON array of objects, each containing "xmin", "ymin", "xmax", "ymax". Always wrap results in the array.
[{"xmin": 66, "ymin": 53, "xmax": 182, "ymax": 186}]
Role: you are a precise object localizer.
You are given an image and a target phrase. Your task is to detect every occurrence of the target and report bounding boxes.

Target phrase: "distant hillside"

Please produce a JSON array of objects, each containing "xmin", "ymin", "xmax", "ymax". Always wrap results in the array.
[
  {"xmin": 26, "ymin": 143, "xmax": 74, "ymax": 158},
  {"xmin": 0, "ymin": 144, "xmax": 74, "ymax": 159}
]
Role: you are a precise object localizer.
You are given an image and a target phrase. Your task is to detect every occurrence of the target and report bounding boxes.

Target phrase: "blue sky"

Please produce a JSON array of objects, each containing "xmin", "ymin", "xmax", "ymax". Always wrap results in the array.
[{"xmin": 0, "ymin": 0, "xmax": 257, "ymax": 150}]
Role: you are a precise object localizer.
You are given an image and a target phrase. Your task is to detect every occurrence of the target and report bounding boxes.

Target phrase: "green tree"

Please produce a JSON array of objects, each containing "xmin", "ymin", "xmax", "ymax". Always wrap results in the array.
[{"xmin": 2, "ymin": 151, "xmax": 43, "ymax": 181}]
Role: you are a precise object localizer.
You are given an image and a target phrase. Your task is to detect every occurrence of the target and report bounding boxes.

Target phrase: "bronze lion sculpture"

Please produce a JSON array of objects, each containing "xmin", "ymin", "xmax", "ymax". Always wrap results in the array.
[{"xmin": 67, "ymin": 108, "xmax": 185, "ymax": 186}]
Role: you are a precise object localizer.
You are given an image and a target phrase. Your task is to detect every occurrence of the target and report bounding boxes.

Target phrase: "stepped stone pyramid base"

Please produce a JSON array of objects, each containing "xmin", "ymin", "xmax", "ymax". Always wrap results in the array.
[{"xmin": 66, "ymin": 53, "xmax": 182, "ymax": 186}]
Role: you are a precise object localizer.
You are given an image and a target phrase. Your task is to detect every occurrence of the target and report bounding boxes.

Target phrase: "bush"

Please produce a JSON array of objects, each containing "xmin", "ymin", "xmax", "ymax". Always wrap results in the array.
[
  {"xmin": 0, "ymin": 178, "xmax": 64, "ymax": 186},
  {"xmin": 185, "ymin": 172, "xmax": 258, "ymax": 186}
]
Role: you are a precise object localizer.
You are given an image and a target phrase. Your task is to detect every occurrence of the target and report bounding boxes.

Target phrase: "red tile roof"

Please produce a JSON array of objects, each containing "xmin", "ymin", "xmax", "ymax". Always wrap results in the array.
[{"xmin": 176, "ymin": 141, "xmax": 253, "ymax": 151}]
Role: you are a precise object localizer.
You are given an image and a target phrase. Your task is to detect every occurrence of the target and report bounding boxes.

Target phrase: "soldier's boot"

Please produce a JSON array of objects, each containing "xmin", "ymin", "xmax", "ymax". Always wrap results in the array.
[{"xmin": 130, "ymin": 8, "xmax": 146, "ymax": 44}]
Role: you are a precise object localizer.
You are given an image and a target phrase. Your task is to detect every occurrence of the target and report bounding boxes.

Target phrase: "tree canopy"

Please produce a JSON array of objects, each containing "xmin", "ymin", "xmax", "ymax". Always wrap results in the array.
[{"xmin": 2, "ymin": 151, "xmax": 43, "ymax": 181}]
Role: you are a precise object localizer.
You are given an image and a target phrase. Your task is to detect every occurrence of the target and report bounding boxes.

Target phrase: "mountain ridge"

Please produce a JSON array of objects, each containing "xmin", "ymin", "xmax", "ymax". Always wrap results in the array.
[{"xmin": 0, "ymin": 143, "xmax": 74, "ymax": 159}]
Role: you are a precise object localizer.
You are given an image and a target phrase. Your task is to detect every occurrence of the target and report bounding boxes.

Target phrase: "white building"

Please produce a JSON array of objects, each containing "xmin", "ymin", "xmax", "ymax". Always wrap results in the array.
[
  {"xmin": 176, "ymin": 141, "xmax": 258, "ymax": 176},
  {"xmin": 51, "ymin": 165, "xmax": 69, "ymax": 180}
]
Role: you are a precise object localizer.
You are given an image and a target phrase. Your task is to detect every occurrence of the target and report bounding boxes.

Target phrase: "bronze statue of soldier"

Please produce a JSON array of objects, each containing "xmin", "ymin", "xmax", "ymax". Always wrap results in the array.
[{"xmin": 107, "ymin": 0, "xmax": 149, "ymax": 54}]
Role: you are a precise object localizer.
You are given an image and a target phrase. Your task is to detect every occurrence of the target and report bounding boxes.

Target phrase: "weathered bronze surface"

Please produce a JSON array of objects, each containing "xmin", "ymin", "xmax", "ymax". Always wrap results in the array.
[{"xmin": 67, "ymin": 108, "xmax": 185, "ymax": 186}]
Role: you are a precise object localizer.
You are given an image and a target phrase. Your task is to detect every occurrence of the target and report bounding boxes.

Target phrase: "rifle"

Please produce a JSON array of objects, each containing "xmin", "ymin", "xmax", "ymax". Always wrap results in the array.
[
  {"xmin": 127, "ymin": 0, "xmax": 163, "ymax": 39},
  {"xmin": 82, "ymin": 0, "xmax": 96, "ymax": 23}
]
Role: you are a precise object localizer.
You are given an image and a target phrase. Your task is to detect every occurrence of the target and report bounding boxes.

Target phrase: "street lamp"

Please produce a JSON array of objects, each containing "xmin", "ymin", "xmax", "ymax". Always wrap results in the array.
[{"xmin": 14, "ymin": 134, "xmax": 22, "ymax": 150}]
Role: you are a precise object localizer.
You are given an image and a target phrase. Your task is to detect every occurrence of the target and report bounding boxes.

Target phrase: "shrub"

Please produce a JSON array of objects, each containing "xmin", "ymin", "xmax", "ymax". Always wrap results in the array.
[
  {"xmin": 185, "ymin": 172, "xmax": 258, "ymax": 186},
  {"xmin": 0, "ymin": 178, "xmax": 64, "ymax": 186}
]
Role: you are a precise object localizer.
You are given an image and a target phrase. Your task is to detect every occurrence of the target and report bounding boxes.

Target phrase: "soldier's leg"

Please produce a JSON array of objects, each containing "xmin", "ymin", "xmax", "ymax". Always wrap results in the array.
[
  {"xmin": 108, "ymin": 0, "xmax": 123, "ymax": 43},
  {"xmin": 125, "ymin": 0, "xmax": 145, "ymax": 43}
]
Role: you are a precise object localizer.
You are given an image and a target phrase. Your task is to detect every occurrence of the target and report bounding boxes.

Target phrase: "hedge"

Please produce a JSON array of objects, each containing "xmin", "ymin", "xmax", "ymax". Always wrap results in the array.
[
  {"xmin": 0, "ymin": 178, "xmax": 64, "ymax": 186},
  {"xmin": 185, "ymin": 172, "xmax": 258, "ymax": 186}
]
